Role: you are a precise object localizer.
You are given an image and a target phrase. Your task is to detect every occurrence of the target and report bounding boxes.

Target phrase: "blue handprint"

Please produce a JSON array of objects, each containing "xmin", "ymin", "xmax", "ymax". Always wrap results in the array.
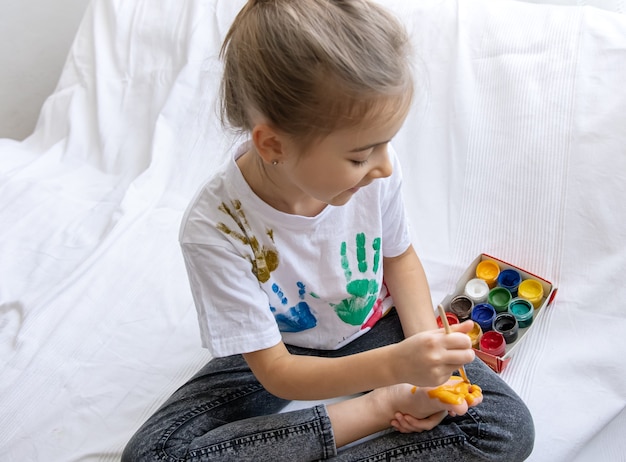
[
  {"xmin": 331, "ymin": 233, "xmax": 381, "ymax": 326},
  {"xmin": 270, "ymin": 282, "xmax": 317, "ymax": 332}
]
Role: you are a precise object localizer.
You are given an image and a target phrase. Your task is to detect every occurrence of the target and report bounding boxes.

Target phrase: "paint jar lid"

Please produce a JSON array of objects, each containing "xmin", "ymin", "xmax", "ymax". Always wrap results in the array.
[
  {"xmin": 480, "ymin": 331, "xmax": 506, "ymax": 357},
  {"xmin": 464, "ymin": 278, "xmax": 490, "ymax": 303},
  {"xmin": 476, "ymin": 260, "xmax": 500, "ymax": 287}
]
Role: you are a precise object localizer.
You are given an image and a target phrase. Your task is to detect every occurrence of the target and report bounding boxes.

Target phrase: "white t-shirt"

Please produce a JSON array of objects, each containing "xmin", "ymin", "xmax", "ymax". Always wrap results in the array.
[{"xmin": 180, "ymin": 142, "xmax": 411, "ymax": 357}]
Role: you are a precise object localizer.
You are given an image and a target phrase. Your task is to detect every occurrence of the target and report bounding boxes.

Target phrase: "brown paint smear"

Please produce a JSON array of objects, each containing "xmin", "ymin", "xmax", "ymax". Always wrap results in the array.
[{"xmin": 217, "ymin": 200, "xmax": 279, "ymax": 283}]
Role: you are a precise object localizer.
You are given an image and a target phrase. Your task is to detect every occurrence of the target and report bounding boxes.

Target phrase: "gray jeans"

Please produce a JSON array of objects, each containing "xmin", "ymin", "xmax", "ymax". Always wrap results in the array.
[{"xmin": 122, "ymin": 310, "xmax": 534, "ymax": 461}]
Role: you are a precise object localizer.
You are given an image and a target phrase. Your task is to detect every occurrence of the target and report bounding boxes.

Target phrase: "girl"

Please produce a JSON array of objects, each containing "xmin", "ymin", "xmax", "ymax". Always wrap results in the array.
[{"xmin": 123, "ymin": 0, "xmax": 534, "ymax": 460}]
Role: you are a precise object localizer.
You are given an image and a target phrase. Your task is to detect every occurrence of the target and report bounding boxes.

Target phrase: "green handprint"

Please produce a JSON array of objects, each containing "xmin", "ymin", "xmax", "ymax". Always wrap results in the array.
[{"xmin": 331, "ymin": 233, "xmax": 381, "ymax": 326}]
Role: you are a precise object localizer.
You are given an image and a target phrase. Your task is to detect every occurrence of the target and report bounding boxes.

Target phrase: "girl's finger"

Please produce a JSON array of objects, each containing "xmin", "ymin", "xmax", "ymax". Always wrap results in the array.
[{"xmin": 391, "ymin": 411, "xmax": 447, "ymax": 433}]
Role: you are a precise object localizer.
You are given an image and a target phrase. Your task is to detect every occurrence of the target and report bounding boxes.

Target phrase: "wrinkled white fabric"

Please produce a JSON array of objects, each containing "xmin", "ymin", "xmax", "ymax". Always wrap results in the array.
[{"xmin": 0, "ymin": 0, "xmax": 625, "ymax": 460}]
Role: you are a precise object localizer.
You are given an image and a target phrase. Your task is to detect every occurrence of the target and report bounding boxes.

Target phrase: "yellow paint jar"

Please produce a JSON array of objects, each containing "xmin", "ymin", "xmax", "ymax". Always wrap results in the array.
[
  {"xmin": 518, "ymin": 279, "xmax": 544, "ymax": 308},
  {"xmin": 476, "ymin": 260, "xmax": 500, "ymax": 288},
  {"xmin": 467, "ymin": 321, "xmax": 483, "ymax": 349}
]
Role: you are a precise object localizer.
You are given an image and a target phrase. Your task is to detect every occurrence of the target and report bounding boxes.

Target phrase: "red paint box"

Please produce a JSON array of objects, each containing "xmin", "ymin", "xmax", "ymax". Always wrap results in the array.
[{"xmin": 440, "ymin": 254, "xmax": 557, "ymax": 373}]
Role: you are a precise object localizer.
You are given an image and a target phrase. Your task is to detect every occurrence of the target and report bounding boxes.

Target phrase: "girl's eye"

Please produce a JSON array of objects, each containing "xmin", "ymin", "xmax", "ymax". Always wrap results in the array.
[{"xmin": 350, "ymin": 159, "xmax": 369, "ymax": 166}]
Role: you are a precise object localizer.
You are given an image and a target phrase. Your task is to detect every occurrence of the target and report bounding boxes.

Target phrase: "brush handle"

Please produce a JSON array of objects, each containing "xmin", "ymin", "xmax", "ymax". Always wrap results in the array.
[{"xmin": 437, "ymin": 304, "xmax": 471, "ymax": 384}]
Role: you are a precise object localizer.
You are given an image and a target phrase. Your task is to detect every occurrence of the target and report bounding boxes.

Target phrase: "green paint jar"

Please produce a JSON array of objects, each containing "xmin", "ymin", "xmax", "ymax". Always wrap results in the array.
[{"xmin": 488, "ymin": 287, "xmax": 512, "ymax": 313}]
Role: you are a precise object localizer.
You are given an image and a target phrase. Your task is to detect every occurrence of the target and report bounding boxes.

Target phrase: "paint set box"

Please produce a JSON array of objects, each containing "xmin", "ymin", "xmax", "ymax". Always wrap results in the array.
[{"xmin": 439, "ymin": 254, "xmax": 558, "ymax": 373}]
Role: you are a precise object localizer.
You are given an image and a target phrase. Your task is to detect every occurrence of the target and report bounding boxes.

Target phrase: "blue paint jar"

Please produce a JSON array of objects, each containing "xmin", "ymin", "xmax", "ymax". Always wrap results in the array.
[
  {"xmin": 471, "ymin": 303, "xmax": 496, "ymax": 333},
  {"xmin": 497, "ymin": 269, "xmax": 522, "ymax": 297}
]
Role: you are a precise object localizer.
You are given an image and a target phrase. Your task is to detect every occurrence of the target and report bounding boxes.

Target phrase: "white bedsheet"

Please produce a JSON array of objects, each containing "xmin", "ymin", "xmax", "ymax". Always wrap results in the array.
[{"xmin": 1, "ymin": 0, "xmax": 625, "ymax": 460}]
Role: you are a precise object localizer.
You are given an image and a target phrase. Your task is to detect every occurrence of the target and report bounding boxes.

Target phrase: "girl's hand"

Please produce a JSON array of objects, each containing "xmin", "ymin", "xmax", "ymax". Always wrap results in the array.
[
  {"xmin": 392, "ymin": 320, "xmax": 476, "ymax": 387},
  {"xmin": 385, "ymin": 379, "xmax": 483, "ymax": 433},
  {"xmin": 391, "ymin": 410, "xmax": 448, "ymax": 433}
]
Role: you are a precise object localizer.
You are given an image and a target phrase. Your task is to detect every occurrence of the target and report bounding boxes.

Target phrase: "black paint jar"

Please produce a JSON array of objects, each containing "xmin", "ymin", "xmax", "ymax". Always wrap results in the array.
[{"xmin": 492, "ymin": 312, "xmax": 519, "ymax": 344}]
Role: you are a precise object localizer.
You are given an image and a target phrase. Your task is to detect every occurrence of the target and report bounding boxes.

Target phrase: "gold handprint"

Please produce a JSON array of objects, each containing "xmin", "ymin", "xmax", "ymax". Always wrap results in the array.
[{"xmin": 217, "ymin": 200, "xmax": 279, "ymax": 283}]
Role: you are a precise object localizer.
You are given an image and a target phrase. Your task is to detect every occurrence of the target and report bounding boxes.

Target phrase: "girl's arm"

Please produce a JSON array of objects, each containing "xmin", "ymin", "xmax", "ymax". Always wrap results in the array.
[
  {"xmin": 382, "ymin": 244, "xmax": 438, "ymax": 337},
  {"xmin": 244, "ymin": 341, "xmax": 397, "ymax": 400},
  {"xmin": 243, "ymin": 321, "xmax": 474, "ymax": 401}
]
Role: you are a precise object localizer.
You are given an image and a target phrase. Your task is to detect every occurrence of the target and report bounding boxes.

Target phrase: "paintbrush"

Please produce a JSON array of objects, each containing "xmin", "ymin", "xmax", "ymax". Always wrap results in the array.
[{"xmin": 437, "ymin": 304, "xmax": 471, "ymax": 384}]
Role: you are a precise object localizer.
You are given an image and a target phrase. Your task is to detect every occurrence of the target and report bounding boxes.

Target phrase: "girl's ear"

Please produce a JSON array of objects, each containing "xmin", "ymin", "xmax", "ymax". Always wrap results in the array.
[{"xmin": 251, "ymin": 123, "xmax": 287, "ymax": 165}]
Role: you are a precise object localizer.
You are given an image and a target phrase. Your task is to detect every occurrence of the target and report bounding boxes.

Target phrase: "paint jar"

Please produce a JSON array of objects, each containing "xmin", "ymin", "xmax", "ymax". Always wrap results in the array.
[
  {"xmin": 475, "ymin": 260, "xmax": 500, "ymax": 288},
  {"xmin": 471, "ymin": 303, "xmax": 496, "ymax": 333},
  {"xmin": 509, "ymin": 298, "xmax": 534, "ymax": 328},
  {"xmin": 480, "ymin": 331, "xmax": 506, "ymax": 357},
  {"xmin": 488, "ymin": 287, "xmax": 512, "ymax": 313},
  {"xmin": 464, "ymin": 278, "xmax": 490, "ymax": 304},
  {"xmin": 497, "ymin": 269, "xmax": 522, "ymax": 297},
  {"xmin": 492, "ymin": 312, "xmax": 519, "ymax": 344},
  {"xmin": 437, "ymin": 312, "xmax": 459, "ymax": 328},
  {"xmin": 449, "ymin": 295, "xmax": 474, "ymax": 321},
  {"xmin": 467, "ymin": 321, "xmax": 483, "ymax": 349},
  {"xmin": 517, "ymin": 279, "xmax": 544, "ymax": 308}
]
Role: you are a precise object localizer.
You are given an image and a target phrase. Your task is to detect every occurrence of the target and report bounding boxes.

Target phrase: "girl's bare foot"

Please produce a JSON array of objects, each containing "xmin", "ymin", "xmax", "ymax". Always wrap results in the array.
[
  {"xmin": 378, "ymin": 378, "xmax": 483, "ymax": 433},
  {"xmin": 326, "ymin": 378, "xmax": 483, "ymax": 446}
]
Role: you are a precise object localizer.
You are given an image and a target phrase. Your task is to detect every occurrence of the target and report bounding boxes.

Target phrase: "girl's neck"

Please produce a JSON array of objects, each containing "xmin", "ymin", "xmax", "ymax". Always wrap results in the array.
[{"xmin": 236, "ymin": 149, "xmax": 327, "ymax": 217}]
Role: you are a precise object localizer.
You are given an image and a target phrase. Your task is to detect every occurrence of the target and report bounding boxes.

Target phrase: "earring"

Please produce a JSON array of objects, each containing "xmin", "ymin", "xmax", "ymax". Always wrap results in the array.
[{"xmin": 272, "ymin": 160, "xmax": 279, "ymax": 165}]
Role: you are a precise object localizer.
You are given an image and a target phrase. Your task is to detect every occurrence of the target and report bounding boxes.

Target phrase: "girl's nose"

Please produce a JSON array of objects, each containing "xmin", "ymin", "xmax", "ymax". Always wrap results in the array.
[{"xmin": 369, "ymin": 147, "xmax": 393, "ymax": 179}]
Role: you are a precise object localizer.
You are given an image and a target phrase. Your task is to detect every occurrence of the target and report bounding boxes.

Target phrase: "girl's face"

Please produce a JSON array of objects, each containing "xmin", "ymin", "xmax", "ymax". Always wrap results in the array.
[{"xmin": 281, "ymin": 100, "xmax": 409, "ymax": 210}]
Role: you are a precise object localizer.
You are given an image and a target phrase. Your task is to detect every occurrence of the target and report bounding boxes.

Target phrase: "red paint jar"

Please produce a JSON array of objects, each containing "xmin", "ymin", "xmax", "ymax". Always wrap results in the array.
[
  {"xmin": 479, "ymin": 331, "xmax": 506, "ymax": 357},
  {"xmin": 437, "ymin": 312, "xmax": 460, "ymax": 328}
]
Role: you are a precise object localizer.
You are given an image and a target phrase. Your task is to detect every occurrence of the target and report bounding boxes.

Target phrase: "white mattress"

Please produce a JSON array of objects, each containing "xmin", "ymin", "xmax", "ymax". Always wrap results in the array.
[{"xmin": 1, "ymin": 0, "xmax": 625, "ymax": 460}]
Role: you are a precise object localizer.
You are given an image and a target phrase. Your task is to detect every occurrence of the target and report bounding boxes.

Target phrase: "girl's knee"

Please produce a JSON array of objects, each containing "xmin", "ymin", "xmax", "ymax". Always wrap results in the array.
[
  {"xmin": 121, "ymin": 426, "xmax": 169, "ymax": 462},
  {"xmin": 486, "ymin": 396, "xmax": 535, "ymax": 461}
]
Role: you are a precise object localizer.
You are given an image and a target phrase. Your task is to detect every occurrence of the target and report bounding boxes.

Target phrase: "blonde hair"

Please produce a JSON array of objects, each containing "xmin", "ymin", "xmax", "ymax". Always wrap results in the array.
[{"xmin": 220, "ymin": 0, "xmax": 413, "ymax": 145}]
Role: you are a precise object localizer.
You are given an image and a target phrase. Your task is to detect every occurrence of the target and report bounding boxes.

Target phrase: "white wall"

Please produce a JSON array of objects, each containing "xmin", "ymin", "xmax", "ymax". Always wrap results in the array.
[{"xmin": 0, "ymin": 0, "xmax": 90, "ymax": 140}]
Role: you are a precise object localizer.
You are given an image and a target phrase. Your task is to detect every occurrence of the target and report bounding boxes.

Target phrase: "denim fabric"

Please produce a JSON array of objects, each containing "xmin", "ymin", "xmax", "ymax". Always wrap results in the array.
[{"xmin": 122, "ymin": 310, "xmax": 534, "ymax": 461}]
